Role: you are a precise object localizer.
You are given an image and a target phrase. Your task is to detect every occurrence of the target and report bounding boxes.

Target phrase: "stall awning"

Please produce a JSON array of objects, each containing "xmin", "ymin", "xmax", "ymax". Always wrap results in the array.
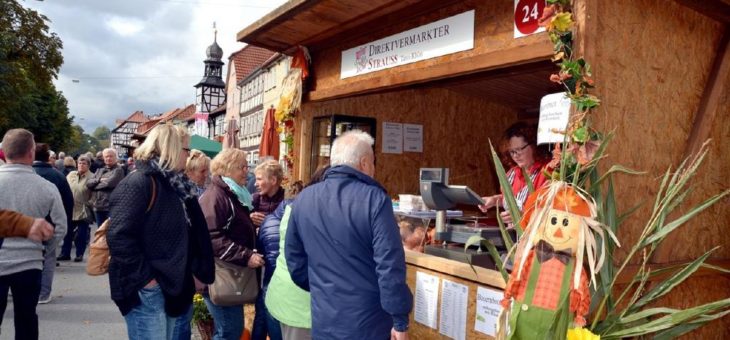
[
  {"xmin": 236, "ymin": 0, "xmax": 461, "ymax": 53},
  {"xmin": 190, "ymin": 135, "xmax": 222, "ymax": 158}
]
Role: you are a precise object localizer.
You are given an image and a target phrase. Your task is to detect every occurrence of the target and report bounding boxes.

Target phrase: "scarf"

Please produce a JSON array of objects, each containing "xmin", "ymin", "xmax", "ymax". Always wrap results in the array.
[
  {"xmin": 222, "ymin": 176, "xmax": 253, "ymax": 210},
  {"xmin": 147, "ymin": 157, "xmax": 197, "ymax": 200}
]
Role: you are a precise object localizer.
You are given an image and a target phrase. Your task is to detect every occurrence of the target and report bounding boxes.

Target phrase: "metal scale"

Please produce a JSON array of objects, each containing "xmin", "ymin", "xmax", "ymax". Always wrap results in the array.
[{"xmin": 419, "ymin": 168, "xmax": 516, "ymax": 270}]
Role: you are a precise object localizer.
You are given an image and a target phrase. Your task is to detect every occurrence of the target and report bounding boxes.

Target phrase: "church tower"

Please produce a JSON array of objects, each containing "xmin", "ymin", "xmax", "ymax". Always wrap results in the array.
[{"xmin": 194, "ymin": 29, "xmax": 226, "ymax": 114}]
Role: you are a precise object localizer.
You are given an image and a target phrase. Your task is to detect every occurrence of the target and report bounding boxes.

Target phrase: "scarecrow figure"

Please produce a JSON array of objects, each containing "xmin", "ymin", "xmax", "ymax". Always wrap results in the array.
[{"xmin": 497, "ymin": 181, "xmax": 618, "ymax": 339}]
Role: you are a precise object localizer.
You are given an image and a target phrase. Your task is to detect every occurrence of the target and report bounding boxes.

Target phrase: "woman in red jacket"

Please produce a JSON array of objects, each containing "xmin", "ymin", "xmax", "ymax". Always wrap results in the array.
[{"xmin": 479, "ymin": 122, "xmax": 552, "ymax": 224}]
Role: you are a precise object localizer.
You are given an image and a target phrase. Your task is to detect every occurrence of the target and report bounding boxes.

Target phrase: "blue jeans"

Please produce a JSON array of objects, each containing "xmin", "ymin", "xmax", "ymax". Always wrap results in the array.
[
  {"xmin": 252, "ymin": 289, "xmax": 282, "ymax": 340},
  {"xmin": 123, "ymin": 284, "xmax": 192, "ymax": 340},
  {"xmin": 203, "ymin": 294, "xmax": 243, "ymax": 340},
  {"xmin": 40, "ymin": 235, "xmax": 59, "ymax": 300},
  {"xmin": 95, "ymin": 210, "xmax": 109, "ymax": 227},
  {"xmin": 61, "ymin": 220, "xmax": 90, "ymax": 258},
  {"xmin": 0, "ymin": 269, "xmax": 42, "ymax": 340}
]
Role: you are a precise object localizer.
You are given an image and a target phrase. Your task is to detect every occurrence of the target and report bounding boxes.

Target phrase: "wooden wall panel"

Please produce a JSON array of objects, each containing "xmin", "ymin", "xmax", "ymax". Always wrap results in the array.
[
  {"xmin": 588, "ymin": 0, "xmax": 729, "ymax": 337},
  {"xmin": 589, "ymin": 0, "xmax": 729, "ymax": 261},
  {"xmin": 310, "ymin": 0, "xmax": 550, "ymax": 98},
  {"xmin": 292, "ymin": 87, "xmax": 517, "ymax": 198}
]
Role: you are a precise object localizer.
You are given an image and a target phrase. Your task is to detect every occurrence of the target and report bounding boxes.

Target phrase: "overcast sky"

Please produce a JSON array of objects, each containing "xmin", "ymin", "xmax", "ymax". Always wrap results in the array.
[{"xmin": 23, "ymin": 0, "xmax": 287, "ymax": 132}]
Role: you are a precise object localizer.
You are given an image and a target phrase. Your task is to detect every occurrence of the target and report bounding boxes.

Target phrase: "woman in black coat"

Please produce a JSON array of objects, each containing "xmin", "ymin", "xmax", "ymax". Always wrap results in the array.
[{"xmin": 107, "ymin": 124, "xmax": 214, "ymax": 340}]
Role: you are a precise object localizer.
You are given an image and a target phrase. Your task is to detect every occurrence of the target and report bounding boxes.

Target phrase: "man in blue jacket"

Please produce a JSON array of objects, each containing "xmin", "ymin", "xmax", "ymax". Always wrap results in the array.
[{"xmin": 286, "ymin": 130, "xmax": 412, "ymax": 340}]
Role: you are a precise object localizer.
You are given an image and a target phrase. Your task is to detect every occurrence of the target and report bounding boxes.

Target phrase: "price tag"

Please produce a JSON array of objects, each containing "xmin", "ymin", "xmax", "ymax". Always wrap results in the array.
[{"xmin": 514, "ymin": 0, "xmax": 546, "ymax": 38}]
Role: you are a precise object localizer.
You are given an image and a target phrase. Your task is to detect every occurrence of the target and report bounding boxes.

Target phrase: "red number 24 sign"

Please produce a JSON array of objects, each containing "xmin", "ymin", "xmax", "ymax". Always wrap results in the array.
[{"xmin": 514, "ymin": 0, "xmax": 546, "ymax": 38}]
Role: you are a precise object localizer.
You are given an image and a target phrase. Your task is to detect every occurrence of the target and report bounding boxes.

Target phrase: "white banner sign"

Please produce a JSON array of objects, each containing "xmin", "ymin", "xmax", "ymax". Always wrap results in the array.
[
  {"xmin": 537, "ymin": 92, "xmax": 572, "ymax": 144},
  {"xmin": 341, "ymin": 10, "xmax": 474, "ymax": 79}
]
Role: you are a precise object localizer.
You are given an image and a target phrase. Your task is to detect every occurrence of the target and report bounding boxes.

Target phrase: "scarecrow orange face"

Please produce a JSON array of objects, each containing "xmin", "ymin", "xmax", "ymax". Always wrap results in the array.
[
  {"xmin": 541, "ymin": 209, "xmax": 581, "ymax": 253},
  {"xmin": 526, "ymin": 185, "xmax": 592, "ymax": 254}
]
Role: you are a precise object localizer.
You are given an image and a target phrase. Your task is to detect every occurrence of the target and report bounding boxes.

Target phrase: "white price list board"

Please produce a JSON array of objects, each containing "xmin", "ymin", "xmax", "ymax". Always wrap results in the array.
[
  {"xmin": 439, "ymin": 279, "xmax": 468, "ymax": 340},
  {"xmin": 414, "ymin": 271, "xmax": 440, "ymax": 329}
]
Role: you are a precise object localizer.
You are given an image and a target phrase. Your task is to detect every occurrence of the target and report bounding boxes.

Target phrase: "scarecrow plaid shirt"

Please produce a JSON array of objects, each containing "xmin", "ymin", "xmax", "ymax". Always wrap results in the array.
[{"xmin": 504, "ymin": 249, "xmax": 591, "ymax": 325}]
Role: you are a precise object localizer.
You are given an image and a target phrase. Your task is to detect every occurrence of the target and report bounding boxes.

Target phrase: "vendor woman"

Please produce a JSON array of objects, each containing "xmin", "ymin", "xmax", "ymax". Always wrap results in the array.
[{"xmin": 479, "ymin": 122, "xmax": 551, "ymax": 223}]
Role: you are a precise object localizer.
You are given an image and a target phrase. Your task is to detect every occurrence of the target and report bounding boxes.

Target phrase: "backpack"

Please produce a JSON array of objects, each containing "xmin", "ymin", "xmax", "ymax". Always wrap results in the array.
[{"xmin": 86, "ymin": 177, "xmax": 156, "ymax": 276}]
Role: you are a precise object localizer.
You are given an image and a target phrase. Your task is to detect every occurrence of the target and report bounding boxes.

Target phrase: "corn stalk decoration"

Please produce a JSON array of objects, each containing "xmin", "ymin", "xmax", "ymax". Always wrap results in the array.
[{"xmin": 466, "ymin": 0, "xmax": 730, "ymax": 338}]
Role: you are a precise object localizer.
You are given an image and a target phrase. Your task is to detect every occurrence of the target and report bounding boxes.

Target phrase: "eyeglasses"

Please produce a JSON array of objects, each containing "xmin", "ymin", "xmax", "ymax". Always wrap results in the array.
[{"xmin": 508, "ymin": 144, "xmax": 531, "ymax": 157}]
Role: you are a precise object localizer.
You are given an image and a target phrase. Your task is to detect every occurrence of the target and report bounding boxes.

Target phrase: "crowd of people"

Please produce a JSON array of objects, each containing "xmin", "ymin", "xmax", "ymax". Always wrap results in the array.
[{"xmin": 0, "ymin": 125, "xmax": 414, "ymax": 340}]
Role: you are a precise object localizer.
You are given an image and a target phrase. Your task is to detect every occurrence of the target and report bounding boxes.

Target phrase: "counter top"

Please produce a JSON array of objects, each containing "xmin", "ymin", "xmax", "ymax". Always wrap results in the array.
[{"xmin": 405, "ymin": 249, "xmax": 506, "ymax": 289}]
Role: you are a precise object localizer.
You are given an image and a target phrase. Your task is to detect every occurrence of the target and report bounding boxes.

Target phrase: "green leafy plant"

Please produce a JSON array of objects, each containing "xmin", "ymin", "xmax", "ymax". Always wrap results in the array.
[{"xmin": 192, "ymin": 293, "xmax": 212, "ymax": 323}]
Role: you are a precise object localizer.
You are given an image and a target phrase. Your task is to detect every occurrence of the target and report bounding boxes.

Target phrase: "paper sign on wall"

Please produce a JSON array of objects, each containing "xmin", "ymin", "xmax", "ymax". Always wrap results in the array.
[
  {"xmin": 439, "ymin": 279, "xmax": 468, "ymax": 340},
  {"xmin": 537, "ymin": 92, "xmax": 572, "ymax": 144},
  {"xmin": 414, "ymin": 271, "xmax": 440, "ymax": 329},
  {"xmin": 403, "ymin": 124, "xmax": 423, "ymax": 152},
  {"xmin": 474, "ymin": 286, "xmax": 504, "ymax": 336},
  {"xmin": 382, "ymin": 122, "xmax": 403, "ymax": 154}
]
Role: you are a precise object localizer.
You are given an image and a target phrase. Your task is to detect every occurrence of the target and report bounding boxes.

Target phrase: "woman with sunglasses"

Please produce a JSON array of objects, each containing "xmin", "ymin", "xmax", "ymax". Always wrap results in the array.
[{"xmin": 479, "ymin": 122, "xmax": 551, "ymax": 224}]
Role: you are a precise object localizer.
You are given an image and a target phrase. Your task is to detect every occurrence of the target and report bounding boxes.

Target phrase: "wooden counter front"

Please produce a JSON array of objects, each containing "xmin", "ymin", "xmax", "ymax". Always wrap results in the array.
[{"xmin": 405, "ymin": 250, "xmax": 506, "ymax": 339}]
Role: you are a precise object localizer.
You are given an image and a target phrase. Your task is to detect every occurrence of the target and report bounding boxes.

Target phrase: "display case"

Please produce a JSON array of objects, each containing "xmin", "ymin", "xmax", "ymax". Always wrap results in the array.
[{"xmin": 310, "ymin": 114, "xmax": 376, "ymax": 178}]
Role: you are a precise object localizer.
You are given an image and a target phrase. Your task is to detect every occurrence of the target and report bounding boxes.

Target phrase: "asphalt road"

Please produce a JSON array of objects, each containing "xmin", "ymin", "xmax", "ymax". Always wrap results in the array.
[{"xmin": 2, "ymin": 256, "xmax": 128, "ymax": 340}]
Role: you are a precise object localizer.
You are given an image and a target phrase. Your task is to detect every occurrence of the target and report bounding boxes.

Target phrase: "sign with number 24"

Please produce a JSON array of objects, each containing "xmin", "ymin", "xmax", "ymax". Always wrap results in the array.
[{"xmin": 514, "ymin": 0, "xmax": 546, "ymax": 38}]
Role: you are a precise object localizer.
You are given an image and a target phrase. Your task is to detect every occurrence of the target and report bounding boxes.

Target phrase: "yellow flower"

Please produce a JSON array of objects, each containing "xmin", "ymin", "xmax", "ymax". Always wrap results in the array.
[
  {"xmin": 567, "ymin": 328, "xmax": 600, "ymax": 340},
  {"xmin": 551, "ymin": 12, "xmax": 574, "ymax": 32}
]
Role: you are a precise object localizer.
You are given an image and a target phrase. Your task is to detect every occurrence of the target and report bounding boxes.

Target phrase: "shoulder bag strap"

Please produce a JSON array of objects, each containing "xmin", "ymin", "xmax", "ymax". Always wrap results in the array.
[
  {"xmin": 222, "ymin": 197, "xmax": 235, "ymax": 233},
  {"xmin": 146, "ymin": 176, "xmax": 157, "ymax": 213}
]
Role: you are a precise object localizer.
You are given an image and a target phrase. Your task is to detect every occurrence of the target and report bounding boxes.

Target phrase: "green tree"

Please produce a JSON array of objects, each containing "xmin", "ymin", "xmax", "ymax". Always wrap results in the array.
[
  {"xmin": 92, "ymin": 126, "xmax": 111, "ymax": 148},
  {"xmin": 0, "ymin": 0, "xmax": 70, "ymax": 150}
]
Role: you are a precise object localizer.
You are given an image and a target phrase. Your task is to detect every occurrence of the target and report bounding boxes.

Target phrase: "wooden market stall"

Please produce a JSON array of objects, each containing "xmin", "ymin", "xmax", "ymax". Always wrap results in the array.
[{"xmin": 237, "ymin": 0, "xmax": 730, "ymax": 338}]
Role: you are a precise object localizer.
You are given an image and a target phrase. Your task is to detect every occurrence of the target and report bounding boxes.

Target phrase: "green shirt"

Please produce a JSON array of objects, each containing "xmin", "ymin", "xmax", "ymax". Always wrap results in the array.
[{"xmin": 264, "ymin": 205, "xmax": 311, "ymax": 328}]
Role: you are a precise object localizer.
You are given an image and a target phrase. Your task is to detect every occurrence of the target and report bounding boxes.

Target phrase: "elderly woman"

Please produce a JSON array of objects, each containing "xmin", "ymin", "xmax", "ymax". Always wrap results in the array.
[
  {"xmin": 185, "ymin": 149, "xmax": 211, "ymax": 196},
  {"xmin": 199, "ymin": 148, "xmax": 264, "ymax": 340},
  {"xmin": 107, "ymin": 124, "xmax": 214, "ymax": 339},
  {"xmin": 62, "ymin": 156, "xmax": 76, "ymax": 176},
  {"xmin": 58, "ymin": 156, "xmax": 92, "ymax": 262},
  {"xmin": 251, "ymin": 159, "xmax": 285, "ymax": 340},
  {"xmin": 479, "ymin": 122, "xmax": 552, "ymax": 223},
  {"xmin": 250, "ymin": 160, "xmax": 285, "ymax": 226}
]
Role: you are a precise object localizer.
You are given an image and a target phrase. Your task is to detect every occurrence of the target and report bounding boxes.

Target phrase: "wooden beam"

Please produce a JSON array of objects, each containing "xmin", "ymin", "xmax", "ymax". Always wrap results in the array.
[
  {"xmin": 236, "ymin": 0, "xmax": 313, "ymax": 45},
  {"xmin": 682, "ymin": 26, "xmax": 730, "ymax": 158},
  {"xmin": 307, "ymin": 39, "xmax": 555, "ymax": 102},
  {"xmin": 673, "ymin": 0, "xmax": 730, "ymax": 24}
]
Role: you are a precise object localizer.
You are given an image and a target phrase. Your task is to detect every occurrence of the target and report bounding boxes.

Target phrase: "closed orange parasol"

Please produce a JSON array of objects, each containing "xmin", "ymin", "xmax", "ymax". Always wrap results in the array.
[{"xmin": 258, "ymin": 106, "xmax": 279, "ymax": 159}]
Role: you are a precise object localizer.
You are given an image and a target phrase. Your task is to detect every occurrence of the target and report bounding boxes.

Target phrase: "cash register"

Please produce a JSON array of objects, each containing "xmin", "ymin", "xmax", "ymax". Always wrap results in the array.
[{"xmin": 419, "ymin": 168, "xmax": 516, "ymax": 270}]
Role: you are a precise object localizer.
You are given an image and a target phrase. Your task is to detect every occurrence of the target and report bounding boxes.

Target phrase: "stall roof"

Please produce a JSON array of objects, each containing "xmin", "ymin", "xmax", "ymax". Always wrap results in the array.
[{"xmin": 236, "ymin": 0, "xmax": 461, "ymax": 53}]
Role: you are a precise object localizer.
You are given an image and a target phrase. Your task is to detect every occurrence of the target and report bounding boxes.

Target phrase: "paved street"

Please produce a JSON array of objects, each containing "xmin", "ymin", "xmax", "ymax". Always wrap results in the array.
[{"xmin": 3, "ymin": 251, "xmax": 127, "ymax": 339}]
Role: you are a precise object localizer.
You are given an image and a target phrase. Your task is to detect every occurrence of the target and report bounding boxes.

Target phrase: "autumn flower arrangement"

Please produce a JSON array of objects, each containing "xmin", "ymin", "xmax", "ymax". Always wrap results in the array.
[
  {"xmin": 468, "ymin": 1, "xmax": 730, "ymax": 339},
  {"xmin": 192, "ymin": 293, "xmax": 213, "ymax": 340}
]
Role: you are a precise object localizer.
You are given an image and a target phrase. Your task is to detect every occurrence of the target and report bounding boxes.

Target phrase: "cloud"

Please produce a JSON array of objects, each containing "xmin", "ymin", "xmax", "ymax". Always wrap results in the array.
[{"xmin": 22, "ymin": 0, "xmax": 285, "ymax": 132}]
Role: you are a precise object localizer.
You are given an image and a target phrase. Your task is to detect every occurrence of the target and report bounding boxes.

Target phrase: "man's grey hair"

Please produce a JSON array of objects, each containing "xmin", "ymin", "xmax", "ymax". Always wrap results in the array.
[
  {"xmin": 330, "ymin": 130, "xmax": 374, "ymax": 168},
  {"xmin": 103, "ymin": 148, "xmax": 118, "ymax": 158}
]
